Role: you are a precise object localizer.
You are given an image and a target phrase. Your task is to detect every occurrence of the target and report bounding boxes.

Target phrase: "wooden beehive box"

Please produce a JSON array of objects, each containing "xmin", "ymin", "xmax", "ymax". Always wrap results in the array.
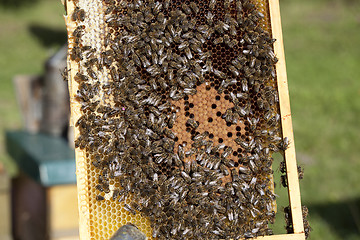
[{"xmin": 64, "ymin": 0, "xmax": 306, "ymax": 239}]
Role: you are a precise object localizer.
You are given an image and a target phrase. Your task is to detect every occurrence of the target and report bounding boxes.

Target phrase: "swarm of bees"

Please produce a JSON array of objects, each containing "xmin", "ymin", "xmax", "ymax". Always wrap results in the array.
[{"xmin": 69, "ymin": 0, "xmax": 299, "ymax": 238}]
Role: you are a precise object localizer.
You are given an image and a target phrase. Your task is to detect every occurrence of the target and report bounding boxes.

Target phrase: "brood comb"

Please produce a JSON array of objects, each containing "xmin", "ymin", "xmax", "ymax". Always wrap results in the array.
[{"xmin": 64, "ymin": 0, "xmax": 307, "ymax": 239}]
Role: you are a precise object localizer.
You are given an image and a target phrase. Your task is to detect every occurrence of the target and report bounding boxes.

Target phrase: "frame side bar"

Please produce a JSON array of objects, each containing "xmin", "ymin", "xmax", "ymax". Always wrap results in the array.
[
  {"xmin": 64, "ymin": 1, "xmax": 91, "ymax": 239},
  {"xmin": 268, "ymin": 0, "xmax": 305, "ymax": 235}
]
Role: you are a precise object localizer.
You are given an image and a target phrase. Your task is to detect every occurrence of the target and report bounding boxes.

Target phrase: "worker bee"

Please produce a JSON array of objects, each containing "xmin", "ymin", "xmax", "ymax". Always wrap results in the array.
[
  {"xmin": 298, "ymin": 165, "xmax": 304, "ymax": 180},
  {"xmin": 71, "ymin": 7, "xmax": 85, "ymax": 22},
  {"xmin": 280, "ymin": 175, "xmax": 288, "ymax": 187},
  {"xmin": 231, "ymin": 169, "xmax": 240, "ymax": 182},
  {"xmin": 217, "ymin": 21, "xmax": 230, "ymax": 33},
  {"xmin": 206, "ymin": 11, "xmax": 215, "ymax": 25},
  {"xmin": 213, "ymin": 68, "xmax": 226, "ymax": 79},
  {"xmin": 209, "ymin": 0, "xmax": 217, "ymax": 10},
  {"xmin": 241, "ymin": 79, "xmax": 249, "ymax": 92},
  {"xmin": 193, "ymin": 132, "xmax": 209, "ymax": 142},
  {"xmin": 96, "ymin": 195, "xmax": 105, "ymax": 201},
  {"xmin": 72, "ymin": 25, "xmax": 85, "ymax": 38},
  {"xmin": 184, "ymin": 47, "xmax": 193, "ymax": 59},
  {"xmin": 186, "ymin": 118, "xmax": 199, "ymax": 129},
  {"xmin": 213, "ymin": 37, "xmax": 223, "ymax": 45},
  {"xmin": 279, "ymin": 137, "xmax": 290, "ymax": 151},
  {"xmin": 181, "ymin": 3, "xmax": 192, "ymax": 15},
  {"xmin": 279, "ymin": 161, "xmax": 286, "ymax": 174},
  {"xmin": 124, "ymin": 203, "xmax": 136, "ymax": 215},
  {"xmin": 219, "ymin": 164, "xmax": 229, "ymax": 176},
  {"xmin": 224, "ymin": 0, "xmax": 232, "ymax": 9},
  {"xmin": 183, "ymin": 88, "xmax": 197, "ymax": 95},
  {"xmin": 74, "ymin": 72, "xmax": 88, "ymax": 83},
  {"xmin": 86, "ymin": 67, "xmax": 98, "ymax": 80},
  {"xmin": 229, "ymin": 65, "xmax": 240, "ymax": 77},
  {"xmin": 70, "ymin": 46, "xmax": 82, "ymax": 62},
  {"xmin": 189, "ymin": 2, "xmax": 199, "ymax": 14},
  {"xmin": 222, "ymin": 147, "xmax": 233, "ymax": 158}
]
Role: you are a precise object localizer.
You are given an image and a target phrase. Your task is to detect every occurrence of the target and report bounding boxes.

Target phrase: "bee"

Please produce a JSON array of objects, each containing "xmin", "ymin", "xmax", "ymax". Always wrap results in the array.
[
  {"xmin": 213, "ymin": 68, "xmax": 226, "ymax": 79},
  {"xmin": 204, "ymin": 12, "xmax": 215, "ymax": 26},
  {"xmin": 182, "ymin": 32, "xmax": 194, "ymax": 40},
  {"xmin": 232, "ymin": 57, "xmax": 244, "ymax": 69},
  {"xmin": 193, "ymin": 131, "xmax": 209, "ymax": 142},
  {"xmin": 247, "ymin": 117, "xmax": 260, "ymax": 131},
  {"xmin": 70, "ymin": 46, "xmax": 82, "ymax": 62},
  {"xmin": 298, "ymin": 165, "xmax": 304, "ymax": 180},
  {"xmin": 95, "ymin": 184, "xmax": 104, "ymax": 192},
  {"xmin": 228, "ymin": 65, "xmax": 240, "ymax": 77},
  {"xmin": 152, "ymin": 1, "xmax": 162, "ymax": 15},
  {"xmin": 235, "ymin": 0, "xmax": 243, "ymax": 12},
  {"xmin": 181, "ymin": 171, "xmax": 191, "ymax": 183},
  {"xmin": 112, "ymin": 189, "xmax": 120, "ymax": 201},
  {"xmin": 181, "ymin": 3, "xmax": 192, "ymax": 15},
  {"xmin": 208, "ymin": 156, "xmax": 221, "ymax": 170},
  {"xmin": 279, "ymin": 161, "xmax": 286, "ymax": 174},
  {"xmin": 243, "ymin": 49, "xmax": 251, "ymax": 55},
  {"xmin": 197, "ymin": 24, "xmax": 210, "ymax": 34},
  {"xmin": 72, "ymin": 25, "xmax": 85, "ymax": 38},
  {"xmin": 139, "ymin": 54, "xmax": 151, "ymax": 68},
  {"xmin": 124, "ymin": 203, "xmax": 136, "ymax": 215},
  {"xmin": 203, "ymin": 26, "xmax": 214, "ymax": 40},
  {"xmin": 216, "ymin": 21, "xmax": 230, "ymax": 33},
  {"xmin": 234, "ymin": 138, "xmax": 248, "ymax": 149},
  {"xmin": 281, "ymin": 175, "xmax": 288, "ymax": 187},
  {"xmin": 220, "ymin": 164, "xmax": 229, "ymax": 176},
  {"xmin": 71, "ymin": 7, "xmax": 85, "ymax": 22},
  {"xmin": 96, "ymin": 195, "xmax": 105, "ymax": 201},
  {"xmin": 189, "ymin": 2, "xmax": 199, "ymax": 14},
  {"xmin": 185, "ymin": 148, "xmax": 197, "ymax": 158},
  {"xmin": 74, "ymin": 72, "xmax": 88, "ymax": 83},
  {"xmin": 279, "ymin": 137, "xmax": 290, "ymax": 151},
  {"xmin": 241, "ymin": 79, "xmax": 249, "ymax": 92},
  {"xmin": 213, "ymin": 37, "xmax": 223, "ymax": 45},
  {"xmin": 183, "ymin": 88, "xmax": 197, "ymax": 95},
  {"xmin": 222, "ymin": 109, "xmax": 238, "ymax": 124},
  {"xmin": 231, "ymin": 169, "xmax": 240, "ymax": 182},
  {"xmin": 166, "ymin": 112, "xmax": 176, "ymax": 128},
  {"xmin": 186, "ymin": 118, "xmax": 199, "ymax": 129},
  {"xmin": 224, "ymin": 0, "xmax": 232, "ymax": 8},
  {"xmin": 226, "ymin": 22, "xmax": 237, "ymax": 36},
  {"xmin": 184, "ymin": 47, "xmax": 193, "ymax": 59},
  {"xmin": 209, "ymin": 0, "xmax": 217, "ymax": 10},
  {"xmin": 178, "ymin": 41, "xmax": 189, "ymax": 51},
  {"xmin": 86, "ymin": 67, "xmax": 98, "ymax": 80},
  {"xmin": 163, "ymin": 0, "xmax": 170, "ymax": 8},
  {"xmin": 164, "ymin": 128, "xmax": 176, "ymax": 139}
]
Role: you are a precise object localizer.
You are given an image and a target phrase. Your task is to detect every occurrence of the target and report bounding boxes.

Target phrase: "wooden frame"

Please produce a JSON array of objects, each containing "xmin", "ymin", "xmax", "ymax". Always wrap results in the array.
[
  {"xmin": 65, "ymin": 0, "xmax": 305, "ymax": 239},
  {"xmin": 268, "ymin": 0, "xmax": 305, "ymax": 238}
]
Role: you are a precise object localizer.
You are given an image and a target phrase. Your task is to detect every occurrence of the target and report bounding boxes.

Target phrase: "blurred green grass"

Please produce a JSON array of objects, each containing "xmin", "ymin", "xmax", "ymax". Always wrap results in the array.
[
  {"xmin": 279, "ymin": 0, "xmax": 360, "ymax": 239},
  {"xmin": 0, "ymin": 0, "xmax": 359, "ymax": 239}
]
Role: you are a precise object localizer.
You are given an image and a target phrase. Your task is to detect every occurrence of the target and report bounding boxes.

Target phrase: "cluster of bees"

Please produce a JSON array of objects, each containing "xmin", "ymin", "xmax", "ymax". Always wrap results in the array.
[{"xmin": 67, "ymin": 0, "xmax": 310, "ymax": 238}]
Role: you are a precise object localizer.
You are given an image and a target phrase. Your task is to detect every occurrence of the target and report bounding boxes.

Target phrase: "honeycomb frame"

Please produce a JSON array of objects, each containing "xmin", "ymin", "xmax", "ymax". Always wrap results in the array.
[{"xmin": 64, "ymin": 0, "xmax": 306, "ymax": 239}]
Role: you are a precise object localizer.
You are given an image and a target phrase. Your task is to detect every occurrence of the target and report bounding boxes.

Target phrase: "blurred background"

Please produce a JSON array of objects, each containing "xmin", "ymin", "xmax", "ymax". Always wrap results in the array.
[{"xmin": 0, "ymin": 0, "xmax": 359, "ymax": 239}]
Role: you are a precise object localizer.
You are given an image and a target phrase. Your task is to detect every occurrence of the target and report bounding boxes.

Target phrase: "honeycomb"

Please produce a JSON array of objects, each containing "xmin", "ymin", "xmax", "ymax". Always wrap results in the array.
[{"xmin": 65, "ymin": 0, "xmax": 290, "ymax": 239}]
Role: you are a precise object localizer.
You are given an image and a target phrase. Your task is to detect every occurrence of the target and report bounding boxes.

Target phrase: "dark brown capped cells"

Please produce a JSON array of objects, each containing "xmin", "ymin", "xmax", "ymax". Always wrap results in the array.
[{"xmin": 71, "ymin": 0, "xmax": 289, "ymax": 239}]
